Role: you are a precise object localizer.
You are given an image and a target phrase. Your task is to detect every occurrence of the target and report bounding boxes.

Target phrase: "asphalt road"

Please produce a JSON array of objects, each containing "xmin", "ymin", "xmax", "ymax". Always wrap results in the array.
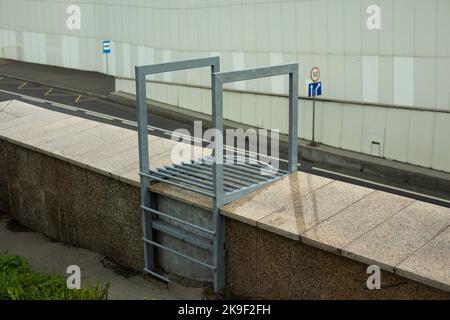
[
  {"xmin": 1, "ymin": 75, "xmax": 449, "ymax": 207},
  {"xmin": 0, "ymin": 75, "xmax": 193, "ymax": 140},
  {"xmin": 0, "ymin": 74, "xmax": 285, "ymax": 166},
  {"xmin": 0, "ymin": 59, "xmax": 115, "ymax": 96}
]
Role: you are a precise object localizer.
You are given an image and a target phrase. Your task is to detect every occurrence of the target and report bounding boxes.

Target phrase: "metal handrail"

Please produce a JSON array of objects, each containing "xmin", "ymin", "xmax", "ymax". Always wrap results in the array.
[
  {"xmin": 211, "ymin": 63, "xmax": 299, "ymax": 206},
  {"xmin": 136, "ymin": 58, "xmax": 300, "ymax": 294},
  {"xmin": 116, "ymin": 75, "xmax": 450, "ymax": 114}
]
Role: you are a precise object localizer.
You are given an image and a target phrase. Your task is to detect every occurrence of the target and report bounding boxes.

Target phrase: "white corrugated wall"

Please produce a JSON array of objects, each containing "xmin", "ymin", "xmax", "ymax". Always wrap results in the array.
[{"xmin": 0, "ymin": 0, "xmax": 449, "ymax": 172}]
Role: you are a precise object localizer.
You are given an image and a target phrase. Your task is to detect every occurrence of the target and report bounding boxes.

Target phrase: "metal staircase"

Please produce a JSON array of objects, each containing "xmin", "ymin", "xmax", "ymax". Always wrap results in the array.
[{"xmin": 135, "ymin": 57, "xmax": 299, "ymax": 293}]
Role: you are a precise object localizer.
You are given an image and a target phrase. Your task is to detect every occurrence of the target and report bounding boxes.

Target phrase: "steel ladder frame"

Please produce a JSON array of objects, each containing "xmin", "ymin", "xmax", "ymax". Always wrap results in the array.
[
  {"xmin": 211, "ymin": 63, "xmax": 300, "ymax": 205},
  {"xmin": 136, "ymin": 58, "xmax": 299, "ymax": 293},
  {"xmin": 135, "ymin": 57, "xmax": 222, "ymax": 289}
]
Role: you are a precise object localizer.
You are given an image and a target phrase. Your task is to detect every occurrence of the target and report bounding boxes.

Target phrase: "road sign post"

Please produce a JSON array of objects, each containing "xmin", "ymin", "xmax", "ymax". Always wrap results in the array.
[
  {"xmin": 103, "ymin": 40, "xmax": 111, "ymax": 75},
  {"xmin": 308, "ymin": 67, "xmax": 321, "ymax": 147},
  {"xmin": 312, "ymin": 92, "xmax": 316, "ymax": 146}
]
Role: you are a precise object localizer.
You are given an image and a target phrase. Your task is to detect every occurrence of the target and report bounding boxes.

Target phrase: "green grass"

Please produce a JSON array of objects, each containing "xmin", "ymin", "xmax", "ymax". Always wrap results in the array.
[{"xmin": 0, "ymin": 253, "xmax": 109, "ymax": 300}]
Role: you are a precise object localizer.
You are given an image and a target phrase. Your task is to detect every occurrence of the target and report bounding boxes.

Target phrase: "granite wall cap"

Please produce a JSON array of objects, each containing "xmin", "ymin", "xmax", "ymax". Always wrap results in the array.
[{"xmin": 342, "ymin": 201, "xmax": 450, "ymax": 273}]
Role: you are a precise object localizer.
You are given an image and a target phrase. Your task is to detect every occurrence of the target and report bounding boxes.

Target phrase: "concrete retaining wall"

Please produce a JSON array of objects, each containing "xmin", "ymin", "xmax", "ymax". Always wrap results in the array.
[
  {"xmin": 2, "ymin": 137, "xmax": 449, "ymax": 299},
  {"xmin": 225, "ymin": 219, "xmax": 450, "ymax": 300},
  {"xmin": 0, "ymin": 138, "xmax": 144, "ymax": 271},
  {"xmin": 0, "ymin": 138, "xmax": 214, "ymax": 281}
]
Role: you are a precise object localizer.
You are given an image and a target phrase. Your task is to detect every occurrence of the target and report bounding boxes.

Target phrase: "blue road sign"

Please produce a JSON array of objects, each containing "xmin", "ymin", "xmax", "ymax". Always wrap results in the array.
[
  {"xmin": 308, "ymin": 81, "xmax": 322, "ymax": 97},
  {"xmin": 102, "ymin": 40, "xmax": 111, "ymax": 54}
]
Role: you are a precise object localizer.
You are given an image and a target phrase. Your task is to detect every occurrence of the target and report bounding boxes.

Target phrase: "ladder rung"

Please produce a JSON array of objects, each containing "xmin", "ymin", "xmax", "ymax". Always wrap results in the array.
[
  {"xmin": 142, "ymin": 205, "xmax": 215, "ymax": 236},
  {"xmin": 152, "ymin": 169, "xmax": 215, "ymax": 192},
  {"xmin": 140, "ymin": 172, "xmax": 215, "ymax": 198},
  {"xmin": 143, "ymin": 268, "xmax": 170, "ymax": 283},
  {"xmin": 164, "ymin": 165, "xmax": 246, "ymax": 190},
  {"xmin": 152, "ymin": 220, "xmax": 214, "ymax": 252},
  {"xmin": 142, "ymin": 237, "xmax": 216, "ymax": 270},
  {"xmin": 181, "ymin": 162, "xmax": 262, "ymax": 185}
]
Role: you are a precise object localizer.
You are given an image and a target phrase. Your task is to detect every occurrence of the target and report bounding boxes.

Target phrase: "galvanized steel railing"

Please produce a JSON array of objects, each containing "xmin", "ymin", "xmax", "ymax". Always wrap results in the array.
[{"xmin": 135, "ymin": 57, "xmax": 299, "ymax": 293}]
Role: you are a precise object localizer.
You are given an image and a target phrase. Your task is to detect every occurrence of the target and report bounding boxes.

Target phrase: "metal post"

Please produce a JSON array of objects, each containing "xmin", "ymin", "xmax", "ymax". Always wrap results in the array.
[
  {"xmin": 288, "ymin": 69, "xmax": 299, "ymax": 173},
  {"xmin": 135, "ymin": 68, "xmax": 155, "ymax": 271},
  {"xmin": 106, "ymin": 54, "xmax": 109, "ymax": 75},
  {"xmin": 212, "ymin": 67, "xmax": 225, "ymax": 293},
  {"xmin": 211, "ymin": 63, "xmax": 299, "ymax": 291},
  {"xmin": 312, "ymin": 95, "xmax": 316, "ymax": 145},
  {"xmin": 309, "ymin": 86, "xmax": 319, "ymax": 147}
]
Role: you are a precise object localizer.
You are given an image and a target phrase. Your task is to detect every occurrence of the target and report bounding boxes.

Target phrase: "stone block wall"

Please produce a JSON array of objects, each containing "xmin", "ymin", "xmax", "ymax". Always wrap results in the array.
[
  {"xmin": 0, "ymin": 139, "xmax": 144, "ymax": 271},
  {"xmin": 225, "ymin": 219, "xmax": 450, "ymax": 300}
]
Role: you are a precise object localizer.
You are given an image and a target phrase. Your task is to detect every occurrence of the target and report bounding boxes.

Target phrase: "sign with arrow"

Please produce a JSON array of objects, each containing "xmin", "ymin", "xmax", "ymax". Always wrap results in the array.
[{"xmin": 308, "ymin": 81, "xmax": 322, "ymax": 97}]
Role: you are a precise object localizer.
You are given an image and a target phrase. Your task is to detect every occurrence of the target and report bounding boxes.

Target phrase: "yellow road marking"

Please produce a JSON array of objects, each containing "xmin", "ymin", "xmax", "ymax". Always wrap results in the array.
[
  {"xmin": 74, "ymin": 95, "xmax": 98, "ymax": 104},
  {"xmin": 18, "ymin": 82, "xmax": 27, "ymax": 89},
  {"xmin": 3, "ymin": 79, "xmax": 95, "ymax": 104}
]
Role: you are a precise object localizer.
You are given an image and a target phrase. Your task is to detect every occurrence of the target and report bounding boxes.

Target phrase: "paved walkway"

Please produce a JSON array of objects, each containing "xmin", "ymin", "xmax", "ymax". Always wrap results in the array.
[
  {"xmin": 0, "ymin": 214, "xmax": 204, "ymax": 300},
  {"xmin": 0, "ymin": 99, "xmax": 207, "ymax": 187},
  {"xmin": 154, "ymin": 170, "xmax": 450, "ymax": 293}
]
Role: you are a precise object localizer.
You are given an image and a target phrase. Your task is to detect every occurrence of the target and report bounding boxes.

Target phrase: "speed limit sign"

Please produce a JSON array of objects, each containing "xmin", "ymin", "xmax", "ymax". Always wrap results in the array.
[{"xmin": 310, "ymin": 67, "xmax": 320, "ymax": 83}]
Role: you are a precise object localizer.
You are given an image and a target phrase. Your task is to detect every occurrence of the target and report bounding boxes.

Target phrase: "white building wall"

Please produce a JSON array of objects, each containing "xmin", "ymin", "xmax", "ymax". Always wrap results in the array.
[{"xmin": 0, "ymin": 0, "xmax": 449, "ymax": 172}]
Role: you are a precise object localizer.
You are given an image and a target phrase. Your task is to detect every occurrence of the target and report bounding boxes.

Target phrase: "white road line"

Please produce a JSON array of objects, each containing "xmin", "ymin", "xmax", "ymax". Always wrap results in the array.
[
  {"xmin": 148, "ymin": 124, "xmax": 172, "ymax": 132},
  {"xmin": 120, "ymin": 120, "xmax": 154, "ymax": 131},
  {"xmin": 22, "ymin": 96, "xmax": 47, "ymax": 104},
  {"xmin": 50, "ymin": 102, "xmax": 78, "ymax": 112},
  {"xmin": 121, "ymin": 120, "xmax": 137, "ymax": 127},
  {"xmin": 84, "ymin": 110, "xmax": 115, "ymax": 121}
]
